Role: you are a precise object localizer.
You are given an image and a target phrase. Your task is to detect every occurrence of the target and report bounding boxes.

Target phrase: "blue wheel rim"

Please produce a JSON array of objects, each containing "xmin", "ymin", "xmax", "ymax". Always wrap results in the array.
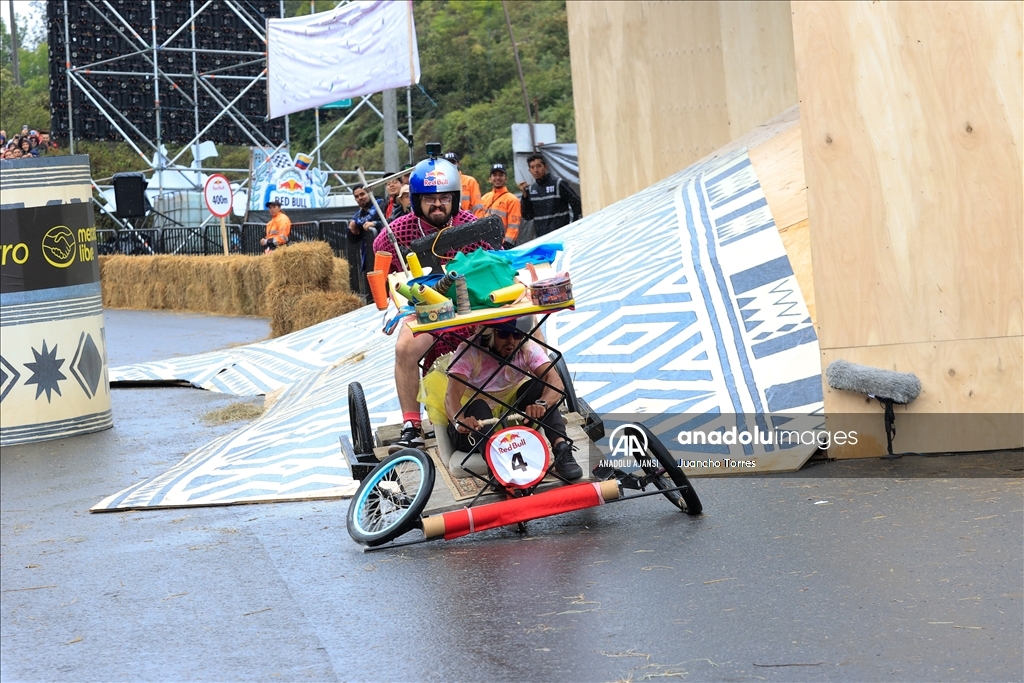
[{"xmin": 351, "ymin": 454, "xmax": 425, "ymax": 537}]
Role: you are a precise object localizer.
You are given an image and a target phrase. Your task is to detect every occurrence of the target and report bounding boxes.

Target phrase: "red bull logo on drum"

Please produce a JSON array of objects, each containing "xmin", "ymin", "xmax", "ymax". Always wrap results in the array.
[{"xmin": 423, "ymin": 170, "xmax": 449, "ymax": 188}]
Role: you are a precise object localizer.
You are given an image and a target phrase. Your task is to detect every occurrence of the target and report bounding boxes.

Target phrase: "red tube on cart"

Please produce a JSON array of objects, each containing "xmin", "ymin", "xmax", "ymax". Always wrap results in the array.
[{"xmin": 422, "ymin": 481, "xmax": 620, "ymax": 540}]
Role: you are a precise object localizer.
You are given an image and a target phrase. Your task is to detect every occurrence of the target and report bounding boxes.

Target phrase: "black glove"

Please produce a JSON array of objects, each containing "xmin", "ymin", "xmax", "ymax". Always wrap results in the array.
[{"xmin": 501, "ymin": 240, "xmax": 515, "ymax": 250}]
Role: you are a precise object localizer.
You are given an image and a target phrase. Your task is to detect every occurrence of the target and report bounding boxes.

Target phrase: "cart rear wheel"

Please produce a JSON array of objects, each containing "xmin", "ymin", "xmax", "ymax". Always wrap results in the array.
[
  {"xmin": 348, "ymin": 382, "xmax": 375, "ymax": 456},
  {"xmin": 346, "ymin": 449, "xmax": 435, "ymax": 546},
  {"xmin": 629, "ymin": 424, "xmax": 702, "ymax": 515}
]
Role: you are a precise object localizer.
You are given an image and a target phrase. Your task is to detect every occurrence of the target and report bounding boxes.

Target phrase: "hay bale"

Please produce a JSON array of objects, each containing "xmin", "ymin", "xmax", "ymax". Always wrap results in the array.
[
  {"xmin": 268, "ymin": 241, "xmax": 334, "ymax": 288},
  {"xmin": 264, "ymin": 283, "xmax": 321, "ymax": 337},
  {"xmin": 291, "ymin": 290, "xmax": 363, "ymax": 331},
  {"xmin": 98, "ymin": 245, "xmax": 348, "ymax": 323},
  {"xmin": 328, "ymin": 257, "xmax": 351, "ymax": 293},
  {"xmin": 265, "ymin": 287, "xmax": 363, "ymax": 338}
]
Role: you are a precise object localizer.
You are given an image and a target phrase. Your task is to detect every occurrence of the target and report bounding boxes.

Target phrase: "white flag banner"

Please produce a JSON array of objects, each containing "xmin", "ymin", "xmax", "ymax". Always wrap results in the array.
[{"xmin": 266, "ymin": 0, "xmax": 420, "ymax": 119}]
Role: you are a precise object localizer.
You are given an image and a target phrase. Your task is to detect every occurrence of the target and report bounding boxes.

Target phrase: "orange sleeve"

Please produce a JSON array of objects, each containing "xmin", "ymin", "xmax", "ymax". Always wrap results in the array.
[
  {"xmin": 463, "ymin": 175, "xmax": 483, "ymax": 214},
  {"xmin": 471, "ymin": 178, "xmax": 483, "ymax": 214},
  {"xmin": 475, "ymin": 191, "xmax": 491, "ymax": 220},
  {"xmin": 503, "ymin": 194, "xmax": 521, "ymax": 243}
]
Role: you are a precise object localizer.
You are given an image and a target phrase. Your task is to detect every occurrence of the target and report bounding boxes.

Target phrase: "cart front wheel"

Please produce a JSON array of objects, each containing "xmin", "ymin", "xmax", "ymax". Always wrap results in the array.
[
  {"xmin": 629, "ymin": 424, "xmax": 702, "ymax": 515},
  {"xmin": 347, "ymin": 449, "xmax": 435, "ymax": 546}
]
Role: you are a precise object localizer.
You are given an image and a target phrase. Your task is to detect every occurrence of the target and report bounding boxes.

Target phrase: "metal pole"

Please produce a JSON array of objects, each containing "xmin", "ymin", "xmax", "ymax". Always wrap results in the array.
[
  {"xmin": 280, "ymin": 0, "xmax": 289, "ymax": 153},
  {"xmin": 406, "ymin": 85, "xmax": 413, "ymax": 164},
  {"xmin": 502, "ymin": 0, "xmax": 534, "ymax": 151},
  {"xmin": 8, "ymin": 0, "xmax": 20, "ymax": 86},
  {"xmin": 315, "ymin": 107, "xmax": 321, "ymax": 168},
  {"xmin": 383, "ymin": 89, "xmax": 399, "ymax": 173},
  {"xmin": 151, "ymin": 0, "xmax": 164, "ymax": 198},
  {"xmin": 190, "ymin": 0, "xmax": 202, "ymax": 191},
  {"xmin": 62, "ymin": 0, "xmax": 74, "ymax": 154}
]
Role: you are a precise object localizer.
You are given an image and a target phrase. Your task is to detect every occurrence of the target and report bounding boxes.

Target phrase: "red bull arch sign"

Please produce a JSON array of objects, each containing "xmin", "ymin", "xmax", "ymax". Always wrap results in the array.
[{"xmin": 248, "ymin": 148, "xmax": 329, "ymax": 211}]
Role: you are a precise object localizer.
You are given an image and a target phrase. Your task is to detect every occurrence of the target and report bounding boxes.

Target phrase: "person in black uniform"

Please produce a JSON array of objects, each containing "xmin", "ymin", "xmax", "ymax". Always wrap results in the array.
[{"xmin": 518, "ymin": 153, "xmax": 583, "ymax": 237}]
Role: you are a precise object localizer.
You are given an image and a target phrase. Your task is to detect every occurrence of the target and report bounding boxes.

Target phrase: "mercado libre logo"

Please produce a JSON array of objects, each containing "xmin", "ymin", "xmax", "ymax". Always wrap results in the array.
[{"xmin": 41, "ymin": 226, "xmax": 77, "ymax": 268}]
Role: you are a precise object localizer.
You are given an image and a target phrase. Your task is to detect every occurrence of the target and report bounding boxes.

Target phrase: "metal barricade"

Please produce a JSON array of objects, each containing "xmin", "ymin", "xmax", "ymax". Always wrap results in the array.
[
  {"xmin": 96, "ymin": 229, "xmax": 161, "ymax": 255},
  {"xmin": 288, "ymin": 221, "xmax": 321, "ymax": 244},
  {"xmin": 162, "ymin": 226, "xmax": 222, "ymax": 255},
  {"xmin": 239, "ymin": 223, "xmax": 266, "ymax": 255}
]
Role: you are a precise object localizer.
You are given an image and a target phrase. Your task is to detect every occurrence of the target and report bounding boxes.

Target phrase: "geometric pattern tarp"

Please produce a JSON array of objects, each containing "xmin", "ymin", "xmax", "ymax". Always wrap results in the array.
[{"xmin": 95, "ymin": 148, "xmax": 822, "ymax": 511}]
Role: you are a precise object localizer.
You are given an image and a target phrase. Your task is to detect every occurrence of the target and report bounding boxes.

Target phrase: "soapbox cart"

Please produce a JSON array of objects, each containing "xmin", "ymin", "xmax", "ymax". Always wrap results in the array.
[{"xmin": 341, "ymin": 300, "xmax": 702, "ymax": 550}]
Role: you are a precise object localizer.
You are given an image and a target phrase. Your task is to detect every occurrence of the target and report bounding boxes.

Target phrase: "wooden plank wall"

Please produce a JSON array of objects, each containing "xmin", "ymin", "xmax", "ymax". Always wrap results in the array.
[
  {"xmin": 792, "ymin": 1, "xmax": 1024, "ymax": 456},
  {"xmin": 566, "ymin": 1, "xmax": 798, "ymax": 214}
]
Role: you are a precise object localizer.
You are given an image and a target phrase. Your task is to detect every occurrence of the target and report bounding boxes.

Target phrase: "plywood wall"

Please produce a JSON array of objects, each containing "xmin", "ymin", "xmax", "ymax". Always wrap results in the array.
[
  {"xmin": 792, "ymin": 1, "xmax": 1024, "ymax": 456},
  {"xmin": 719, "ymin": 1, "xmax": 799, "ymax": 140},
  {"xmin": 567, "ymin": 1, "xmax": 798, "ymax": 214}
]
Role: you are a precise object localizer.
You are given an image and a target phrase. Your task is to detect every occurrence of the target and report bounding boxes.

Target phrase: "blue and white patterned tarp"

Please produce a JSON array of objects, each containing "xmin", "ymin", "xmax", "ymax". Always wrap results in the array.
[{"xmin": 96, "ymin": 148, "xmax": 821, "ymax": 511}]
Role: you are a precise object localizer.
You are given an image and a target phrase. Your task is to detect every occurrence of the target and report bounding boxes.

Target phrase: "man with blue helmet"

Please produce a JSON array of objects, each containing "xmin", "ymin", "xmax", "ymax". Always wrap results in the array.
[{"xmin": 373, "ymin": 147, "xmax": 500, "ymax": 451}]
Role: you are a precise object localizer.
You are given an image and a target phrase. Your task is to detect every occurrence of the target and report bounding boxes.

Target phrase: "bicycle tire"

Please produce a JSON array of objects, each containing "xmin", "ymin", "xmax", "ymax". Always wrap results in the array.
[
  {"xmin": 346, "ymin": 449, "xmax": 435, "ymax": 546},
  {"xmin": 550, "ymin": 354, "xmax": 579, "ymax": 414},
  {"xmin": 629, "ymin": 424, "xmax": 702, "ymax": 515},
  {"xmin": 348, "ymin": 382, "xmax": 375, "ymax": 456}
]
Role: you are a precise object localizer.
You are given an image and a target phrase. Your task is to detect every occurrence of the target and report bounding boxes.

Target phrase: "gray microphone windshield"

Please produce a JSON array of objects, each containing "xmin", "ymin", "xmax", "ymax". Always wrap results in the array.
[{"xmin": 825, "ymin": 359, "xmax": 922, "ymax": 405}]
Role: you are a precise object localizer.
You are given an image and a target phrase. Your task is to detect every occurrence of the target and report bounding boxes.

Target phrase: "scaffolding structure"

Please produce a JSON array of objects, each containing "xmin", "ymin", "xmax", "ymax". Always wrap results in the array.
[{"xmin": 51, "ymin": 0, "xmax": 408, "ymax": 234}]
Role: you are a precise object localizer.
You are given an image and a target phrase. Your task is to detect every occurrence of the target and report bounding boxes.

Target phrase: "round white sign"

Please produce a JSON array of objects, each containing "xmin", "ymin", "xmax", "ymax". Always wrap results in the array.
[
  {"xmin": 485, "ymin": 426, "xmax": 551, "ymax": 489},
  {"xmin": 203, "ymin": 174, "xmax": 233, "ymax": 218}
]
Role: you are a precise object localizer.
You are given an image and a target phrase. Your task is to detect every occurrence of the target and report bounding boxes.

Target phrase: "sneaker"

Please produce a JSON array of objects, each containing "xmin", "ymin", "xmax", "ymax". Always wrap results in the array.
[
  {"xmin": 388, "ymin": 421, "xmax": 425, "ymax": 453},
  {"xmin": 552, "ymin": 441, "xmax": 582, "ymax": 480}
]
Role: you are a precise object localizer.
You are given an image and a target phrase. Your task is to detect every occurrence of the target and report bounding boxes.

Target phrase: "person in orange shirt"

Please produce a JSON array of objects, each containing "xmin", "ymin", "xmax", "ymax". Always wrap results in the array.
[
  {"xmin": 261, "ymin": 199, "xmax": 291, "ymax": 252},
  {"xmin": 444, "ymin": 151, "xmax": 482, "ymax": 215},
  {"xmin": 476, "ymin": 163, "xmax": 521, "ymax": 249}
]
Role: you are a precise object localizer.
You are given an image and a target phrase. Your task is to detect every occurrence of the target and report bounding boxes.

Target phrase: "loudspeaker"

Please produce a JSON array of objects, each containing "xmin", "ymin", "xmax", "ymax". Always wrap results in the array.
[{"xmin": 112, "ymin": 173, "xmax": 149, "ymax": 218}]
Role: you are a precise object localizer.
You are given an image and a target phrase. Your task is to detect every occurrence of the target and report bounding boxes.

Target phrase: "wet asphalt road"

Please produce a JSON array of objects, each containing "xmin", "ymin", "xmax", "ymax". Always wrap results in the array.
[{"xmin": 2, "ymin": 310, "xmax": 1022, "ymax": 682}]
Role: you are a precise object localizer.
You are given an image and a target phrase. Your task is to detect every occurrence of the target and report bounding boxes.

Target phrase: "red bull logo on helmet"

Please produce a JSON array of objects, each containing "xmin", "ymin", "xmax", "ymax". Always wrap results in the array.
[{"xmin": 423, "ymin": 170, "xmax": 450, "ymax": 188}]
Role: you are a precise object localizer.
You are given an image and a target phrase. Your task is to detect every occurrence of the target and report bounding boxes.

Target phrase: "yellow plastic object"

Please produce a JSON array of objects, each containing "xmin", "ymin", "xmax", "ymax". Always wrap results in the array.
[
  {"xmin": 415, "ymin": 284, "xmax": 449, "ymax": 305},
  {"xmin": 488, "ymin": 283, "xmax": 527, "ymax": 304},
  {"xmin": 418, "ymin": 354, "xmax": 453, "ymax": 426},
  {"xmin": 406, "ymin": 252, "xmax": 424, "ymax": 277}
]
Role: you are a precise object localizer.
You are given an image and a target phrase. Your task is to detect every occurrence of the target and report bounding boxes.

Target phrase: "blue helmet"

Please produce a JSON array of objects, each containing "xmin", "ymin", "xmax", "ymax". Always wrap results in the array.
[
  {"xmin": 409, "ymin": 156, "xmax": 461, "ymax": 222},
  {"xmin": 408, "ymin": 157, "xmax": 461, "ymax": 195}
]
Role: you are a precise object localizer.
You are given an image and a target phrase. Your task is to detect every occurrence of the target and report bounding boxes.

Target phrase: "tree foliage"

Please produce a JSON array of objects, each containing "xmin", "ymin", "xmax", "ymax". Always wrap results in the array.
[
  {"xmin": 287, "ymin": 0, "xmax": 574, "ymax": 184},
  {"xmin": 0, "ymin": 14, "xmax": 50, "ymax": 137}
]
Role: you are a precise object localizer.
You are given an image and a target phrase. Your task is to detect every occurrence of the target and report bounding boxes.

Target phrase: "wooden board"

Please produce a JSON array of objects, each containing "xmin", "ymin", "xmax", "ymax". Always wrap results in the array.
[
  {"xmin": 748, "ymin": 121, "xmax": 806, "ymax": 231},
  {"xmin": 718, "ymin": 0, "xmax": 799, "ymax": 140},
  {"xmin": 567, "ymin": 1, "xmax": 799, "ymax": 213},
  {"xmin": 792, "ymin": 1, "xmax": 1023, "ymax": 350},
  {"xmin": 791, "ymin": 1, "xmax": 1024, "ymax": 456},
  {"xmin": 820, "ymin": 336, "xmax": 1023, "ymax": 458},
  {"xmin": 567, "ymin": 1, "xmax": 730, "ymax": 214},
  {"xmin": 747, "ymin": 117, "xmax": 815, "ymax": 326}
]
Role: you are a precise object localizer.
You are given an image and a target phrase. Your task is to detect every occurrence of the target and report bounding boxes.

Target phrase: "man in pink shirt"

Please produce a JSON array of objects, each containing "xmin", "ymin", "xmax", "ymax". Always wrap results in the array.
[{"xmin": 443, "ymin": 321, "xmax": 582, "ymax": 480}]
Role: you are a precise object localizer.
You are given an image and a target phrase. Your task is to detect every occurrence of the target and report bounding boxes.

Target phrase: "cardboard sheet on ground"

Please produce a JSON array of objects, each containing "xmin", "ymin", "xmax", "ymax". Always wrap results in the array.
[{"xmin": 97, "ymin": 148, "xmax": 822, "ymax": 511}]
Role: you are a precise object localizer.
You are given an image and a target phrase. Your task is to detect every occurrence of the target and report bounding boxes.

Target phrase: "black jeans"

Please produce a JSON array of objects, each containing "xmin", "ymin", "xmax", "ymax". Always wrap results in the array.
[{"xmin": 447, "ymin": 377, "xmax": 566, "ymax": 453}]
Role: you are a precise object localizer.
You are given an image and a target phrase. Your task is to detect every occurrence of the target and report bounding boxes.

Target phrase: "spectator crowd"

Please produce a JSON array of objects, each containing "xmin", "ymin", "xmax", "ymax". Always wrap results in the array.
[
  {"xmin": 341, "ymin": 149, "xmax": 581, "ymax": 260},
  {"xmin": 0, "ymin": 125, "xmax": 56, "ymax": 160}
]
